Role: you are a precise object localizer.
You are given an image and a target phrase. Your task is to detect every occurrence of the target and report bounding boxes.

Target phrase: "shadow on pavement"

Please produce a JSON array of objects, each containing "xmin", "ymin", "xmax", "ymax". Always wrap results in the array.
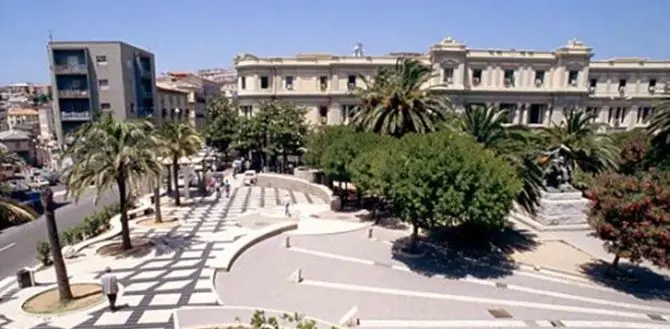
[
  {"xmin": 580, "ymin": 261, "xmax": 670, "ymax": 302},
  {"xmin": 392, "ymin": 225, "xmax": 538, "ymax": 280}
]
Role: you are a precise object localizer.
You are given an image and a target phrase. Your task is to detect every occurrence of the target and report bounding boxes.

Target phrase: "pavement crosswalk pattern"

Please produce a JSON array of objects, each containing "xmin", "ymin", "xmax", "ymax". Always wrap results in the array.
[{"xmin": 0, "ymin": 184, "xmax": 324, "ymax": 329}]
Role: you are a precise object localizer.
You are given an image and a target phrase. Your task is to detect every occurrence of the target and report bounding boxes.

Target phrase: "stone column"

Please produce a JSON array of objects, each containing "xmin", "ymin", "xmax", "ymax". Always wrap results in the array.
[{"xmin": 522, "ymin": 103, "xmax": 530, "ymax": 124}]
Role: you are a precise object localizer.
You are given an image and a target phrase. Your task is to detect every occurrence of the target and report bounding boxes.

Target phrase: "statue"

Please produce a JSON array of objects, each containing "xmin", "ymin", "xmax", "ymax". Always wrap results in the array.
[{"xmin": 539, "ymin": 145, "xmax": 574, "ymax": 192}]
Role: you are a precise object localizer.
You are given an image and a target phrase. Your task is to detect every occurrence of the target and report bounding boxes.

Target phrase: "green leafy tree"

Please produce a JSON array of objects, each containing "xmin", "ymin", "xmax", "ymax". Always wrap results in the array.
[
  {"xmin": 303, "ymin": 125, "xmax": 354, "ymax": 167},
  {"xmin": 159, "ymin": 122, "xmax": 203, "ymax": 206},
  {"xmin": 587, "ymin": 171, "xmax": 670, "ymax": 269},
  {"xmin": 381, "ymin": 131, "xmax": 520, "ymax": 251},
  {"xmin": 268, "ymin": 102, "xmax": 309, "ymax": 172},
  {"xmin": 64, "ymin": 117, "xmax": 162, "ymax": 250},
  {"xmin": 350, "ymin": 135, "xmax": 394, "ymax": 217},
  {"xmin": 204, "ymin": 95, "xmax": 239, "ymax": 156},
  {"xmin": 456, "ymin": 104, "xmax": 546, "ymax": 215},
  {"xmin": 352, "ymin": 57, "xmax": 452, "ymax": 137},
  {"xmin": 318, "ymin": 128, "xmax": 375, "ymax": 200}
]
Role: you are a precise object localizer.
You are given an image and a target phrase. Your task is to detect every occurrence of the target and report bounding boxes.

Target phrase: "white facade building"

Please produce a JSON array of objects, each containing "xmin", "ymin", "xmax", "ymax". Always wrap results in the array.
[{"xmin": 234, "ymin": 37, "xmax": 670, "ymax": 130}]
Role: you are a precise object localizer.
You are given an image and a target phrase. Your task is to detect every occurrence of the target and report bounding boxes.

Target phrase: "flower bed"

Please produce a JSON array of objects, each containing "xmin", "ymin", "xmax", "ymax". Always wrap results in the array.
[{"xmin": 36, "ymin": 203, "xmax": 121, "ymax": 265}]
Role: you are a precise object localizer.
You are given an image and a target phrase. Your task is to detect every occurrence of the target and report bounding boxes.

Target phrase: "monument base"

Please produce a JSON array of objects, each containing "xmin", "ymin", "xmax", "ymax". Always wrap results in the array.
[{"xmin": 535, "ymin": 191, "xmax": 590, "ymax": 226}]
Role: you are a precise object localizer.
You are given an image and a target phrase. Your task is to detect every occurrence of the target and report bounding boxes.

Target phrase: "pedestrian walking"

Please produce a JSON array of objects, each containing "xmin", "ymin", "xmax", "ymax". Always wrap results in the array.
[
  {"xmin": 283, "ymin": 193, "xmax": 292, "ymax": 218},
  {"xmin": 100, "ymin": 267, "xmax": 119, "ymax": 312}
]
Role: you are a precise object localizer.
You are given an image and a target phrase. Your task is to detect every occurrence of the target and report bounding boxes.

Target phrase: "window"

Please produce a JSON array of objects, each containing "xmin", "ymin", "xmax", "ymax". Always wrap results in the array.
[
  {"xmin": 568, "ymin": 71, "xmax": 579, "ymax": 86},
  {"xmin": 637, "ymin": 107, "xmax": 654, "ymax": 124},
  {"xmin": 585, "ymin": 107, "xmax": 598, "ymax": 122},
  {"xmin": 319, "ymin": 76, "xmax": 328, "ymax": 91},
  {"xmin": 100, "ymin": 102, "xmax": 111, "ymax": 110},
  {"xmin": 341, "ymin": 105, "xmax": 355, "ymax": 124},
  {"xmin": 95, "ymin": 55, "xmax": 107, "ymax": 65},
  {"xmin": 260, "ymin": 76, "xmax": 269, "ymax": 89},
  {"xmin": 240, "ymin": 105, "xmax": 252, "ymax": 118},
  {"xmin": 130, "ymin": 103, "xmax": 135, "ymax": 113},
  {"xmin": 472, "ymin": 69, "xmax": 482, "ymax": 85},
  {"xmin": 443, "ymin": 68, "xmax": 454, "ymax": 83},
  {"xmin": 98, "ymin": 79, "xmax": 109, "ymax": 90},
  {"xmin": 503, "ymin": 69, "xmax": 515, "ymax": 87},
  {"xmin": 589, "ymin": 78, "xmax": 597, "ymax": 92},
  {"xmin": 319, "ymin": 106, "xmax": 329, "ymax": 124},
  {"xmin": 499, "ymin": 103, "xmax": 517, "ymax": 123},
  {"xmin": 240, "ymin": 77, "xmax": 246, "ymax": 90},
  {"xmin": 528, "ymin": 104, "xmax": 545, "ymax": 124},
  {"xmin": 347, "ymin": 75, "xmax": 356, "ymax": 90},
  {"xmin": 608, "ymin": 107, "xmax": 626, "ymax": 126},
  {"xmin": 285, "ymin": 76, "xmax": 294, "ymax": 90},
  {"xmin": 534, "ymin": 71, "xmax": 545, "ymax": 86},
  {"xmin": 618, "ymin": 79, "xmax": 627, "ymax": 87},
  {"xmin": 649, "ymin": 79, "xmax": 657, "ymax": 93}
]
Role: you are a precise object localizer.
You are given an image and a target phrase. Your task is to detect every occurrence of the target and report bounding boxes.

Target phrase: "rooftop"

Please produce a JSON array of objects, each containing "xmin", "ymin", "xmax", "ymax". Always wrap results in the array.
[{"xmin": 0, "ymin": 129, "xmax": 31, "ymax": 141}]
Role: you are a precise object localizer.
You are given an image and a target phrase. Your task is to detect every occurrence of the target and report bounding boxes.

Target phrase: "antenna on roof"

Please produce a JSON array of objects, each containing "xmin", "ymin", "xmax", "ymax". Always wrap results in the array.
[{"xmin": 48, "ymin": 29, "xmax": 54, "ymax": 42}]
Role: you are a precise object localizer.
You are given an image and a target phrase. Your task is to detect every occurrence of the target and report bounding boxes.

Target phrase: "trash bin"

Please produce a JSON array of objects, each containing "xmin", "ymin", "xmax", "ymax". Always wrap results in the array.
[{"xmin": 16, "ymin": 269, "xmax": 34, "ymax": 288}]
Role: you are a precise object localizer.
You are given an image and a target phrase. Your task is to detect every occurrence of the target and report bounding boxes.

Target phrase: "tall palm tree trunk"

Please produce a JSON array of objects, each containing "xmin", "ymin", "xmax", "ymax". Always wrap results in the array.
[
  {"xmin": 41, "ymin": 187, "xmax": 73, "ymax": 301},
  {"xmin": 153, "ymin": 177, "xmax": 162, "ymax": 223},
  {"xmin": 116, "ymin": 176, "xmax": 133, "ymax": 250},
  {"xmin": 172, "ymin": 156, "xmax": 181, "ymax": 206}
]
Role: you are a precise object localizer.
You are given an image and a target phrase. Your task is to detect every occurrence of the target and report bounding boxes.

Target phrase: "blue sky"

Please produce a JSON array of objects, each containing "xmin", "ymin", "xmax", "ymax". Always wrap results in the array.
[{"xmin": 0, "ymin": 0, "xmax": 667, "ymax": 85}]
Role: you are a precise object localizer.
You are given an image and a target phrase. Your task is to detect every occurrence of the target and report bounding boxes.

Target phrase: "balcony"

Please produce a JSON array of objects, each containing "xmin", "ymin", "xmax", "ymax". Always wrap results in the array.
[
  {"xmin": 58, "ymin": 89, "xmax": 89, "ymax": 99},
  {"xmin": 60, "ymin": 111, "xmax": 91, "ymax": 121},
  {"xmin": 53, "ymin": 64, "xmax": 87, "ymax": 75}
]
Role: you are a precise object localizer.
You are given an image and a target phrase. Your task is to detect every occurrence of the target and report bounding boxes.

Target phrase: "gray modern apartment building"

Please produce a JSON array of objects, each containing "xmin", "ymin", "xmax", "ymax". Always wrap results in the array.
[{"xmin": 47, "ymin": 41, "xmax": 157, "ymax": 145}]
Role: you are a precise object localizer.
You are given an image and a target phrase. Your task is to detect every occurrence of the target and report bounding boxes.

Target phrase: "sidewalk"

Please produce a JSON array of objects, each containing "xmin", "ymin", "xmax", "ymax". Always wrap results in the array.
[{"xmin": 509, "ymin": 216, "xmax": 670, "ymax": 277}]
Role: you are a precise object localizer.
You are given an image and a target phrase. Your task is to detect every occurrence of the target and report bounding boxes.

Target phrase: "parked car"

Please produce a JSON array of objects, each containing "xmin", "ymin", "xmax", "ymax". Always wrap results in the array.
[{"xmin": 242, "ymin": 170, "xmax": 257, "ymax": 186}]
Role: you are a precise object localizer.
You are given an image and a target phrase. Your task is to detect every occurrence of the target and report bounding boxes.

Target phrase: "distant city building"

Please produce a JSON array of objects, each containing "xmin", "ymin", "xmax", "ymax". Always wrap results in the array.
[
  {"xmin": 7, "ymin": 108, "xmax": 39, "ymax": 129},
  {"xmin": 155, "ymin": 83, "xmax": 190, "ymax": 126},
  {"xmin": 156, "ymin": 72, "xmax": 221, "ymax": 130},
  {"xmin": 47, "ymin": 41, "xmax": 157, "ymax": 145},
  {"xmin": 197, "ymin": 68, "xmax": 237, "ymax": 97},
  {"xmin": 234, "ymin": 37, "xmax": 670, "ymax": 130},
  {"xmin": 0, "ymin": 130, "xmax": 36, "ymax": 165}
]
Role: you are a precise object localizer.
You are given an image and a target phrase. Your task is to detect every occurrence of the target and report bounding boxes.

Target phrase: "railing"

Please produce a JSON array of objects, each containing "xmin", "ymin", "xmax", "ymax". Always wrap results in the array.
[
  {"xmin": 58, "ymin": 89, "xmax": 89, "ymax": 98},
  {"xmin": 60, "ymin": 111, "xmax": 91, "ymax": 121},
  {"xmin": 53, "ymin": 64, "xmax": 87, "ymax": 74}
]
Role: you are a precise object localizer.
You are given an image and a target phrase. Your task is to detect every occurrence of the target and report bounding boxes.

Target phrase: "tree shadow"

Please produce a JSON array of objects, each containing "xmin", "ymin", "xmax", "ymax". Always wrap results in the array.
[
  {"xmin": 580, "ymin": 261, "xmax": 670, "ymax": 301},
  {"xmin": 150, "ymin": 233, "xmax": 200, "ymax": 257},
  {"xmin": 391, "ymin": 225, "xmax": 538, "ymax": 280}
]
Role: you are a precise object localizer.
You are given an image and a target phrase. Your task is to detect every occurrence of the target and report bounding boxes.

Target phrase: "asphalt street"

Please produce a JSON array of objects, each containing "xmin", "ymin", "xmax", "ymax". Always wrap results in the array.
[{"xmin": 0, "ymin": 187, "xmax": 118, "ymax": 279}]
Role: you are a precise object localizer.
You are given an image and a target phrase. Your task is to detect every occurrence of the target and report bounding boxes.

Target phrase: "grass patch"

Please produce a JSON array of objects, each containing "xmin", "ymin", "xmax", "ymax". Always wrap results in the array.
[{"xmin": 22, "ymin": 283, "xmax": 104, "ymax": 314}]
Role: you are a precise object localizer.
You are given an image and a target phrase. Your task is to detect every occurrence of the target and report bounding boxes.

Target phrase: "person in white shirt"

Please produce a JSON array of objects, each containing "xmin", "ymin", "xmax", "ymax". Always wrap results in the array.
[
  {"xmin": 283, "ymin": 194, "xmax": 292, "ymax": 217},
  {"xmin": 100, "ymin": 267, "xmax": 119, "ymax": 312}
]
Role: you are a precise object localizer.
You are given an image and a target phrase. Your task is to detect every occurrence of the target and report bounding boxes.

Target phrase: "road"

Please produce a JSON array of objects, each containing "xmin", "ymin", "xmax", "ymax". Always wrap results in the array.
[{"xmin": 0, "ymin": 187, "xmax": 118, "ymax": 279}]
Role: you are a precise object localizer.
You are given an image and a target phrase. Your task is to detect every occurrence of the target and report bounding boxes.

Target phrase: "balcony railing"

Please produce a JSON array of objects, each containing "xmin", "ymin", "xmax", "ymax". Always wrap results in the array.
[
  {"xmin": 60, "ymin": 111, "xmax": 91, "ymax": 121},
  {"xmin": 58, "ymin": 89, "xmax": 89, "ymax": 98},
  {"xmin": 53, "ymin": 64, "xmax": 87, "ymax": 75}
]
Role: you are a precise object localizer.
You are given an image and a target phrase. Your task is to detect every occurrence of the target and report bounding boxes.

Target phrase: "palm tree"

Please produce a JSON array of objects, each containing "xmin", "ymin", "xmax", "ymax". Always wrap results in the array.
[
  {"xmin": 351, "ymin": 57, "xmax": 452, "ymax": 137},
  {"xmin": 64, "ymin": 117, "xmax": 162, "ymax": 250},
  {"xmin": 0, "ymin": 148, "xmax": 36, "ymax": 226},
  {"xmin": 457, "ymin": 104, "xmax": 546, "ymax": 215},
  {"xmin": 159, "ymin": 122, "xmax": 203, "ymax": 206},
  {"xmin": 647, "ymin": 99, "xmax": 670, "ymax": 145},
  {"xmin": 41, "ymin": 187, "xmax": 73, "ymax": 301},
  {"xmin": 541, "ymin": 108, "xmax": 619, "ymax": 174}
]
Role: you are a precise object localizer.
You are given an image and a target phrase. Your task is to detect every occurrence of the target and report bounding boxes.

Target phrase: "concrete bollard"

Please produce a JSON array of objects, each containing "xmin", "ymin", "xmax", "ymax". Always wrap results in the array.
[
  {"xmin": 285, "ymin": 236, "xmax": 291, "ymax": 248},
  {"xmin": 367, "ymin": 227, "xmax": 373, "ymax": 239}
]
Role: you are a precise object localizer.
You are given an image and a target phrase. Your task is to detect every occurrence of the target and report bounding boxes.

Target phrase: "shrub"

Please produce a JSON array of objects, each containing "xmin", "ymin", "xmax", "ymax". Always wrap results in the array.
[
  {"xmin": 60, "ymin": 231, "xmax": 76, "ymax": 245},
  {"xmin": 36, "ymin": 241, "xmax": 51, "ymax": 266}
]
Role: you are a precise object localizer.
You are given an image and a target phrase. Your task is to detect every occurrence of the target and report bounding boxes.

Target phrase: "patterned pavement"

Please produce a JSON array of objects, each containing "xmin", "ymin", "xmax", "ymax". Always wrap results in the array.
[{"xmin": 0, "ymin": 184, "xmax": 325, "ymax": 329}]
